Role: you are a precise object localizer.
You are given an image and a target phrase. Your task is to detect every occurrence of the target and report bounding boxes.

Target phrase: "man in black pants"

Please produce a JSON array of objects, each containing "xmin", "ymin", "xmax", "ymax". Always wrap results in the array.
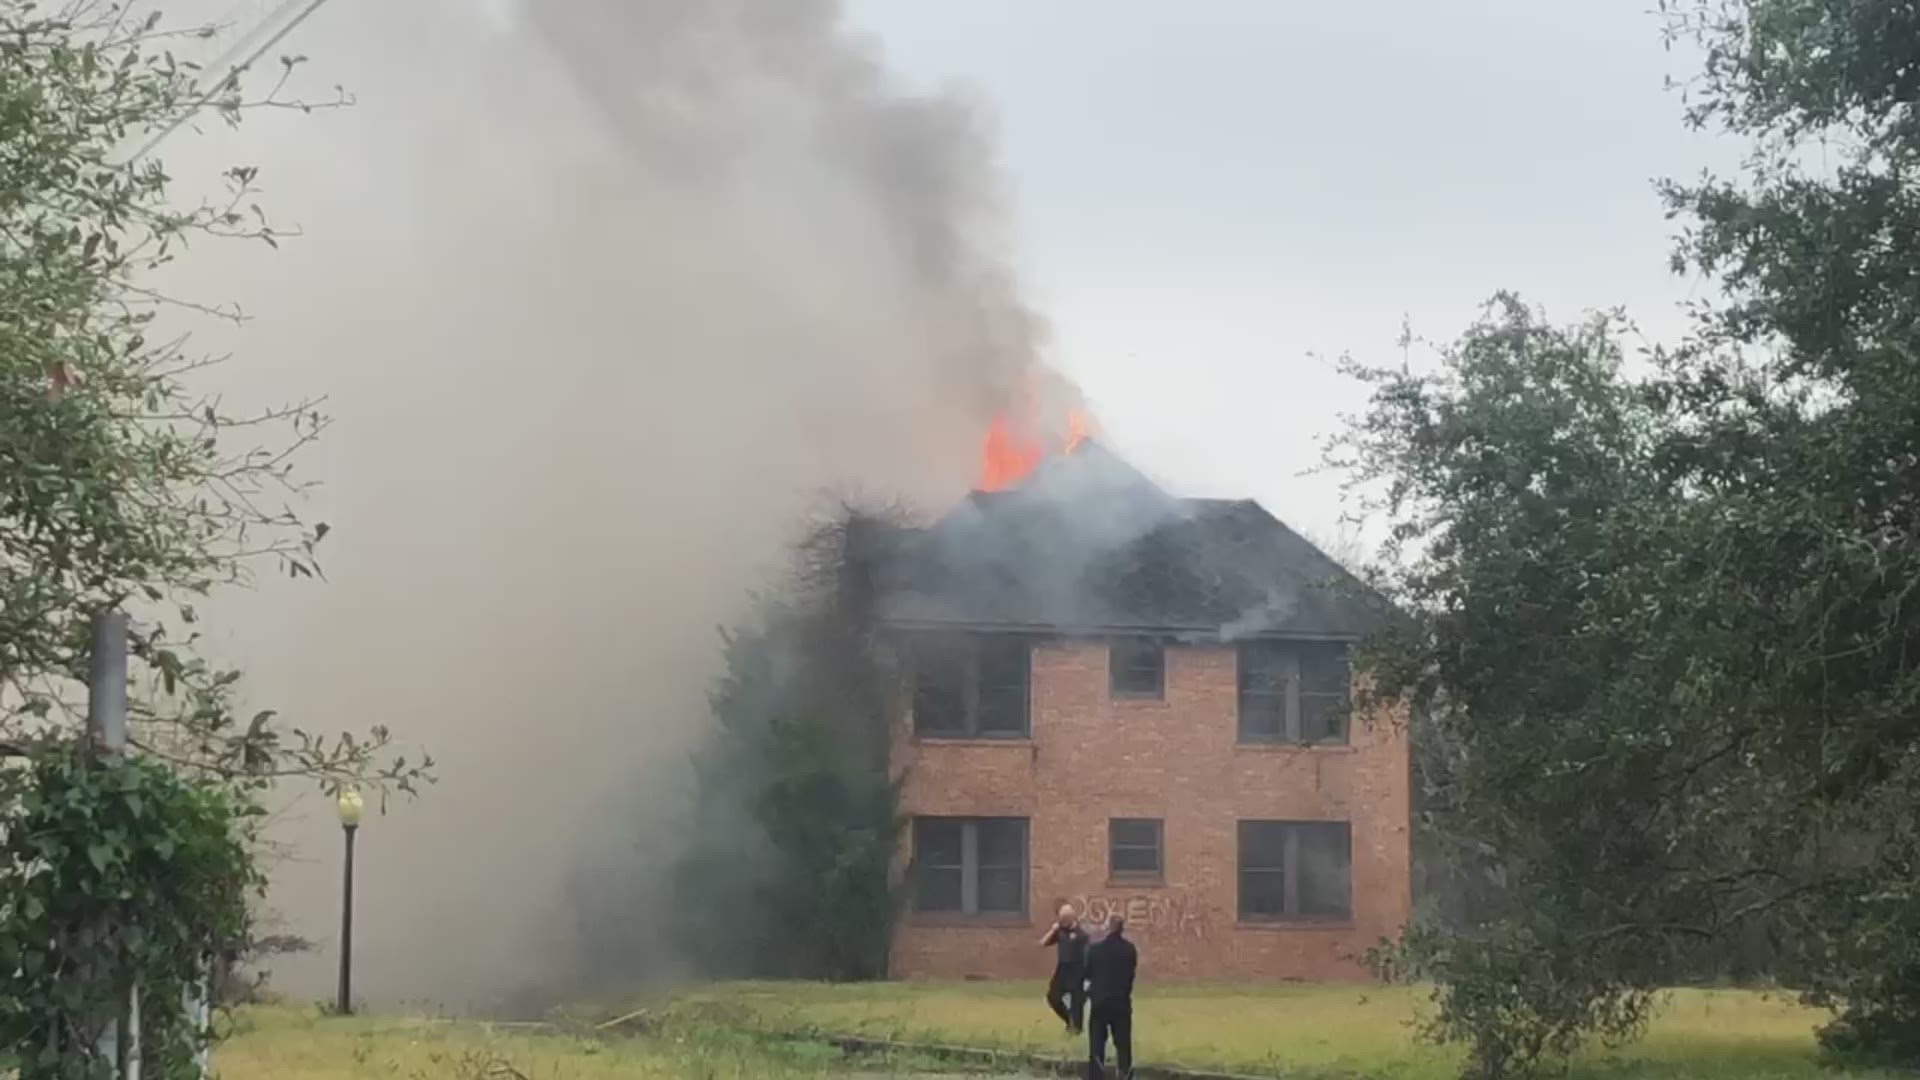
[
  {"xmin": 1039, "ymin": 903, "xmax": 1089, "ymax": 1034},
  {"xmin": 1083, "ymin": 913, "xmax": 1138, "ymax": 1079}
]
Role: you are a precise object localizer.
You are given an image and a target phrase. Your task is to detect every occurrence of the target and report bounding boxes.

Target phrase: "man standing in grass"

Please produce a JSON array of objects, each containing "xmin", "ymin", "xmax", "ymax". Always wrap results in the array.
[
  {"xmin": 1083, "ymin": 913, "xmax": 1137, "ymax": 1079},
  {"xmin": 1040, "ymin": 902, "xmax": 1089, "ymax": 1034}
]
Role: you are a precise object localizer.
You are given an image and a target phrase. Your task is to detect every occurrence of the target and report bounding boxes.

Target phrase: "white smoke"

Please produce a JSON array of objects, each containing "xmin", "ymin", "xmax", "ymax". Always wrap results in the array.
[{"xmin": 145, "ymin": 0, "xmax": 1047, "ymax": 1006}]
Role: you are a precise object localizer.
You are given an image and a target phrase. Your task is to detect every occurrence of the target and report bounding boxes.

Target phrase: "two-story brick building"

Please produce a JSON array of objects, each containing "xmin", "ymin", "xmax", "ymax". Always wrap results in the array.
[{"xmin": 869, "ymin": 442, "xmax": 1409, "ymax": 982}]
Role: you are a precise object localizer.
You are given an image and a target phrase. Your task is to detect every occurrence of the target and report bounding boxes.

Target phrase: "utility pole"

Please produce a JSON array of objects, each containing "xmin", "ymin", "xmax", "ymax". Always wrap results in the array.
[
  {"xmin": 85, "ymin": 611, "xmax": 138, "ymax": 1078},
  {"xmin": 86, "ymin": 611, "xmax": 128, "ymax": 756}
]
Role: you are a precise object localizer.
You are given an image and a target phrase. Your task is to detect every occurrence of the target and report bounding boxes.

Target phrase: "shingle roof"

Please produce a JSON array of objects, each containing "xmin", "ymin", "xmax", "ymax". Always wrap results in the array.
[{"xmin": 868, "ymin": 442, "xmax": 1389, "ymax": 640}]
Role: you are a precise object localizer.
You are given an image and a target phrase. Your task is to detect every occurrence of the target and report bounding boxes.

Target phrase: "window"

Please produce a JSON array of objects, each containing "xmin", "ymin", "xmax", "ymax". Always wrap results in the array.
[
  {"xmin": 1237, "ymin": 641, "xmax": 1351, "ymax": 745},
  {"xmin": 912, "ymin": 817, "xmax": 1028, "ymax": 916},
  {"xmin": 1237, "ymin": 820, "xmax": 1352, "ymax": 921},
  {"xmin": 1108, "ymin": 818, "xmax": 1164, "ymax": 881},
  {"xmin": 910, "ymin": 635, "xmax": 1031, "ymax": 738},
  {"xmin": 1298, "ymin": 642, "xmax": 1350, "ymax": 744},
  {"xmin": 975, "ymin": 637, "xmax": 1030, "ymax": 736},
  {"xmin": 912, "ymin": 639, "xmax": 969, "ymax": 737},
  {"xmin": 1109, "ymin": 641, "xmax": 1166, "ymax": 699}
]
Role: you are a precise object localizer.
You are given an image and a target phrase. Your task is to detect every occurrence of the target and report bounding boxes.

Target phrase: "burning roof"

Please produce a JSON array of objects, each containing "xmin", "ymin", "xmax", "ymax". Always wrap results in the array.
[
  {"xmin": 976, "ymin": 369, "xmax": 1095, "ymax": 492},
  {"xmin": 868, "ymin": 439, "xmax": 1388, "ymax": 641}
]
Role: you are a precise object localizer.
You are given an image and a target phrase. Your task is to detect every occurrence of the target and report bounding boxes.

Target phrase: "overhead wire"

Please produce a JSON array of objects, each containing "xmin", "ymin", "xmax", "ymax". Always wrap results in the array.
[
  {"xmin": 122, "ymin": 0, "xmax": 338, "ymax": 166},
  {"xmin": 196, "ymin": 0, "xmax": 305, "ymax": 85}
]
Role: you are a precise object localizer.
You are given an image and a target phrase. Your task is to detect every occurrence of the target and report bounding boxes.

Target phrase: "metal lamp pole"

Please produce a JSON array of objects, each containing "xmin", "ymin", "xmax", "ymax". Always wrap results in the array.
[{"xmin": 335, "ymin": 789, "xmax": 363, "ymax": 1016}]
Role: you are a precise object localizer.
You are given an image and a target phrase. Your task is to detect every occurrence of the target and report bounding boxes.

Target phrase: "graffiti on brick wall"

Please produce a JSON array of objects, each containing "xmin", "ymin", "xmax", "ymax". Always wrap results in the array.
[{"xmin": 1069, "ymin": 891, "xmax": 1208, "ymax": 940}]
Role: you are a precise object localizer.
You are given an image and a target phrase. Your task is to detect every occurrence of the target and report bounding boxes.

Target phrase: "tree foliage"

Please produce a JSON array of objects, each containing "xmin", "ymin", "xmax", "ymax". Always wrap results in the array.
[
  {"xmin": 1342, "ymin": 301, "xmax": 1698, "ymax": 1078},
  {"xmin": 0, "ymin": 0, "xmax": 422, "ymax": 789},
  {"xmin": 1656, "ymin": 0, "xmax": 1920, "ymax": 1059},
  {"xmin": 0, "ymin": 1, "xmax": 427, "ymax": 1069},
  {"xmin": 1341, "ymin": 2, "xmax": 1920, "ymax": 1073},
  {"xmin": 669, "ymin": 508, "xmax": 905, "ymax": 981}
]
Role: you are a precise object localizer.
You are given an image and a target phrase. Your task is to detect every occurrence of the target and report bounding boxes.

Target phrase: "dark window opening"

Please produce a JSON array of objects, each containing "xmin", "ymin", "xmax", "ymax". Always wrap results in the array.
[
  {"xmin": 1237, "ymin": 641, "xmax": 1351, "ymax": 745},
  {"xmin": 909, "ymin": 635, "xmax": 1031, "ymax": 738},
  {"xmin": 1109, "ymin": 641, "xmax": 1166, "ymax": 699},
  {"xmin": 911, "ymin": 639, "xmax": 969, "ymax": 737},
  {"xmin": 1237, "ymin": 820, "xmax": 1351, "ymax": 921},
  {"xmin": 913, "ymin": 818, "xmax": 965, "ymax": 912},
  {"xmin": 1108, "ymin": 818, "xmax": 1164, "ymax": 881},
  {"xmin": 912, "ymin": 817, "xmax": 1028, "ymax": 917},
  {"xmin": 976, "ymin": 636, "xmax": 1031, "ymax": 736}
]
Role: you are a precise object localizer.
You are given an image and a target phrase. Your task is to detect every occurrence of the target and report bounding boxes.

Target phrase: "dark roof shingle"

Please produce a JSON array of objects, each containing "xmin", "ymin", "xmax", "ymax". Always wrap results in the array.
[{"xmin": 869, "ymin": 442, "xmax": 1387, "ymax": 640}]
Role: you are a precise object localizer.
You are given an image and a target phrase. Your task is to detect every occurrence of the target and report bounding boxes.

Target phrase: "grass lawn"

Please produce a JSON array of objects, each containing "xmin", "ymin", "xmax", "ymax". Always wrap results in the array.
[
  {"xmin": 652, "ymin": 981, "xmax": 1904, "ymax": 1080},
  {"xmin": 209, "ymin": 1005, "xmax": 962, "ymax": 1079}
]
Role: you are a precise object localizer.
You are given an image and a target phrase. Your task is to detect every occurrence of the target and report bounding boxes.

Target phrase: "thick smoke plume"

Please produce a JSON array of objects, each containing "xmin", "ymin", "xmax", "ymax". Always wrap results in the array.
[{"xmin": 151, "ymin": 0, "xmax": 1047, "ymax": 1007}]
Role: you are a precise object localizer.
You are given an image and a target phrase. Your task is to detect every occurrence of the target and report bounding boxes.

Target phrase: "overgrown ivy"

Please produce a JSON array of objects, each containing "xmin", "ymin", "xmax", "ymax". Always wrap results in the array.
[
  {"xmin": 0, "ymin": 742, "xmax": 260, "ymax": 1078},
  {"xmin": 668, "ymin": 507, "xmax": 906, "ymax": 981}
]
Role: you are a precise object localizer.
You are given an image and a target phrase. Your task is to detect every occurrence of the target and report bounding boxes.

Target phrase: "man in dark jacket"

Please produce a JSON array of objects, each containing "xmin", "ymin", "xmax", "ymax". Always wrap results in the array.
[
  {"xmin": 1040, "ymin": 903, "xmax": 1089, "ymax": 1034},
  {"xmin": 1082, "ymin": 913, "xmax": 1137, "ymax": 1079}
]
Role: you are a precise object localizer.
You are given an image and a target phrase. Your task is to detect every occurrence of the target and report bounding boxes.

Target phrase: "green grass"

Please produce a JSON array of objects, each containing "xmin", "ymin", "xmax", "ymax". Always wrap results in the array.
[
  {"xmin": 647, "ymin": 981, "xmax": 1905, "ymax": 1080},
  {"xmin": 209, "ymin": 1004, "xmax": 959, "ymax": 1079},
  {"xmin": 204, "ymin": 986, "xmax": 1912, "ymax": 1079}
]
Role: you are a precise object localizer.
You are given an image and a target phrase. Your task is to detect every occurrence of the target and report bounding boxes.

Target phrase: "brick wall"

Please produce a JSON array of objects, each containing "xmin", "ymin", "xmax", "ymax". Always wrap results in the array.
[{"xmin": 889, "ymin": 640, "xmax": 1410, "ymax": 983}]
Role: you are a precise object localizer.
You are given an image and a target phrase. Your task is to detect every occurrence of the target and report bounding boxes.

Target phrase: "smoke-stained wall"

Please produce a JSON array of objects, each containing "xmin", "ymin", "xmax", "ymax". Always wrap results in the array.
[{"xmin": 145, "ymin": 0, "xmax": 1050, "ymax": 1007}]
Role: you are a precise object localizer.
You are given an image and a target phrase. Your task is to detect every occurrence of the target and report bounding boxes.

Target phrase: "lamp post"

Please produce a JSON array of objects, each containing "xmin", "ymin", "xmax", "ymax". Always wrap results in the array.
[{"xmin": 335, "ymin": 789, "xmax": 363, "ymax": 1016}]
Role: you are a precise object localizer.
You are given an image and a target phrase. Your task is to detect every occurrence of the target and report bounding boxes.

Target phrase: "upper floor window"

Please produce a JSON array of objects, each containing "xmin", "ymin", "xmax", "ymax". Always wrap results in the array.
[
  {"xmin": 911, "ymin": 634, "xmax": 1030, "ymax": 738},
  {"xmin": 1109, "ymin": 640, "xmax": 1165, "ymax": 699},
  {"xmin": 1237, "ymin": 640, "xmax": 1350, "ymax": 745},
  {"xmin": 912, "ymin": 816, "xmax": 1028, "ymax": 917},
  {"xmin": 1237, "ymin": 820, "xmax": 1352, "ymax": 922}
]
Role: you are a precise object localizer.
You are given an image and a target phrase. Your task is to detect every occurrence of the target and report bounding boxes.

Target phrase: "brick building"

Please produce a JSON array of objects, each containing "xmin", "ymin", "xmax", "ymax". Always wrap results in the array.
[{"xmin": 869, "ymin": 443, "xmax": 1409, "ymax": 982}]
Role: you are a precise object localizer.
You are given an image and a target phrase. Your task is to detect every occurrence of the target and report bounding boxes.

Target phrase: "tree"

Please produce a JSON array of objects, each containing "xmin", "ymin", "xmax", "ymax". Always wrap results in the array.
[
  {"xmin": 0, "ymin": 0, "xmax": 410, "ymax": 785},
  {"xmin": 1656, "ymin": 0, "xmax": 1920, "ymax": 1057},
  {"xmin": 1339, "ymin": 298, "xmax": 1697, "ymax": 1078},
  {"xmin": 1339, "ymin": 2, "xmax": 1920, "ymax": 1072},
  {"xmin": 668, "ymin": 507, "xmax": 905, "ymax": 981},
  {"xmin": 0, "ymin": 3, "xmax": 426, "ymax": 1073}
]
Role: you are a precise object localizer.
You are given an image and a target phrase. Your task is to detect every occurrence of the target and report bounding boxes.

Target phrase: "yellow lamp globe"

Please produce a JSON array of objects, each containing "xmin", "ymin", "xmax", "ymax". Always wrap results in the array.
[{"xmin": 336, "ymin": 788, "xmax": 364, "ymax": 828}]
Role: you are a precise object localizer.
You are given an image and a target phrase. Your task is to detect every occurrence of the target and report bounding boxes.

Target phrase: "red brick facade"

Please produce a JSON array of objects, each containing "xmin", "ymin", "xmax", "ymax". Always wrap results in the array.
[{"xmin": 889, "ymin": 639, "xmax": 1410, "ymax": 982}]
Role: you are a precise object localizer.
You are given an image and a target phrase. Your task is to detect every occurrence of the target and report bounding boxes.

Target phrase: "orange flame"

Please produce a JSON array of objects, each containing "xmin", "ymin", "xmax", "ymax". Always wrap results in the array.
[
  {"xmin": 978, "ymin": 414, "xmax": 1044, "ymax": 492},
  {"xmin": 1063, "ymin": 408, "xmax": 1091, "ymax": 454},
  {"xmin": 975, "ymin": 376, "xmax": 1099, "ymax": 491}
]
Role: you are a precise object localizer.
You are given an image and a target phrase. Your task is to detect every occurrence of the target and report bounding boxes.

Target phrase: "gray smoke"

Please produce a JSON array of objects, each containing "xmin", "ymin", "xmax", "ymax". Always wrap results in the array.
[{"xmin": 147, "ymin": 0, "xmax": 1047, "ymax": 1007}]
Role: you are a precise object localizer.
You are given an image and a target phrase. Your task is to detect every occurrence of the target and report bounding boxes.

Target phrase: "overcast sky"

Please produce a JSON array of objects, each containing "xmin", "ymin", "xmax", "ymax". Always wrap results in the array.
[{"xmin": 843, "ymin": 1, "xmax": 1738, "ymax": 543}]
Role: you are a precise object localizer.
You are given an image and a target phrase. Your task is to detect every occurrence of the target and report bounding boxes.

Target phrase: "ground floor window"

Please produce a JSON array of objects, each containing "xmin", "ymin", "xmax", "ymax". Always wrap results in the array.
[
  {"xmin": 912, "ymin": 816, "xmax": 1028, "ymax": 916},
  {"xmin": 1237, "ymin": 820, "xmax": 1351, "ymax": 921},
  {"xmin": 1108, "ymin": 817, "xmax": 1164, "ymax": 882}
]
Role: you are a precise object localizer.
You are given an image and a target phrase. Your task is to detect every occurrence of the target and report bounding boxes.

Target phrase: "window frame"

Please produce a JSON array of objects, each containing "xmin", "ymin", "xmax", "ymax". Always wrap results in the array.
[
  {"xmin": 1108, "ymin": 639, "xmax": 1167, "ymax": 700},
  {"xmin": 910, "ymin": 816, "xmax": 1030, "ymax": 919},
  {"xmin": 1107, "ymin": 817, "xmax": 1165, "ymax": 883},
  {"xmin": 1236, "ymin": 819, "xmax": 1353, "ymax": 923},
  {"xmin": 1236, "ymin": 640, "xmax": 1352, "ymax": 746},
  {"xmin": 909, "ymin": 634, "xmax": 1032, "ymax": 740}
]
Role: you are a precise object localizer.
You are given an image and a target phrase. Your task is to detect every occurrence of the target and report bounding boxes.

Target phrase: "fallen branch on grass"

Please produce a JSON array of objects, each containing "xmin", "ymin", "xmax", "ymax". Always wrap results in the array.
[{"xmin": 593, "ymin": 1008, "xmax": 658, "ymax": 1035}]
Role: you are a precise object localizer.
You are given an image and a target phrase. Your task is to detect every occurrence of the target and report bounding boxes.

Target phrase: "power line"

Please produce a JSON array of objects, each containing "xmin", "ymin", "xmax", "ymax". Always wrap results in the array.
[
  {"xmin": 197, "ymin": 0, "xmax": 305, "ymax": 87},
  {"xmin": 123, "ymin": 0, "xmax": 338, "ymax": 166}
]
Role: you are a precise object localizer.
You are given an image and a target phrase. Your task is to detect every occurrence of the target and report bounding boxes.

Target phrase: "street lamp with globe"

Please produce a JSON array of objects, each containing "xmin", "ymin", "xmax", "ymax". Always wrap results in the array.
[{"xmin": 335, "ymin": 788, "xmax": 363, "ymax": 1016}]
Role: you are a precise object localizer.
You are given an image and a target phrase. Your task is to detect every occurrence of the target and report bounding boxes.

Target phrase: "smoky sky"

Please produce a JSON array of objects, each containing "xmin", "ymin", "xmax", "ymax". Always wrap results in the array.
[{"xmin": 146, "ymin": 0, "xmax": 1048, "ymax": 1005}]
